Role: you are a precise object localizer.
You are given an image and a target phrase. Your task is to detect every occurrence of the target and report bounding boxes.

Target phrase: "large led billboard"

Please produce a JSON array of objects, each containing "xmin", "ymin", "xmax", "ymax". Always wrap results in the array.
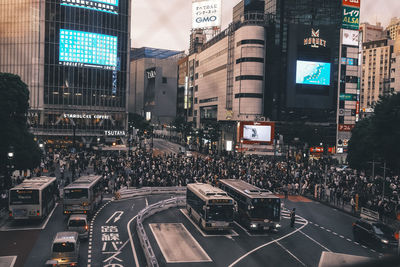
[
  {"xmin": 238, "ymin": 121, "xmax": 275, "ymax": 145},
  {"xmin": 59, "ymin": 29, "xmax": 118, "ymax": 69},
  {"xmin": 296, "ymin": 60, "xmax": 331, "ymax": 86},
  {"xmin": 192, "ymin": 0, "xmax": 222, "ymax": 29},
  {"xmin": 61, "ymin": 0, "xmax": 118, "ymax": 14}
]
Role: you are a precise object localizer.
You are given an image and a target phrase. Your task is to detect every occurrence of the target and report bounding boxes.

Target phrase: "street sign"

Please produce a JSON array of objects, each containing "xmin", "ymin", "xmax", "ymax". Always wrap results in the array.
[{"xmin": 339, "ymin": 93, "xmax": 358, "ymax": 101}]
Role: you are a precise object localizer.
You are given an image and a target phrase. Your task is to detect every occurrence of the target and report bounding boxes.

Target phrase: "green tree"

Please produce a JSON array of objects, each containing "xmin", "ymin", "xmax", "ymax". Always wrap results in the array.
[
  {"xmin": 172, "ymin": 116, "xmax": 193, "ymax": 142},
  {"xmin": 0, "ymin": 73, "xmax": 41, "ymax": 188},
  {"xmin": 347, "ymin": 93, "xmax": 400, "ymax": 173},
  {"xmin": 128, "ymin": 113, "xmax": 150, "ymax": 136}
]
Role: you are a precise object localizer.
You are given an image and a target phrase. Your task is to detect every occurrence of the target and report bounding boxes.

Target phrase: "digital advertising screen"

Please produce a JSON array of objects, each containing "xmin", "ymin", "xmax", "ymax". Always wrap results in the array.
[
  {"xmin": 61, "ymin": 0, "xmax": 118, "ymax": 14},
  {"xmin": 296, "ymin": 60, "xmax": 331, "ymax": 86},
  {"xmin": 238, "ymin": 121, "xmax": 275, "ymax": 145},
  {"xmin": 59, "ymin": 29, "xmax": 118, "ymax": 69}
]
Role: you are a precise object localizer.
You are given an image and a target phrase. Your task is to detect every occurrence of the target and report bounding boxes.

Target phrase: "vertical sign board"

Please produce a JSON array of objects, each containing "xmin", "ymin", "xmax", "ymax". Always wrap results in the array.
[
  {"xmin": 342, "ymin": 0, "xmax": 360, "ymax": 8},
  {"xmin": 192, "ymin": 0, "xmax": 222, "ymax": 29},
  {"xmin": 342, "ymin": 6, "xmax": 360, "ymax": 30}
]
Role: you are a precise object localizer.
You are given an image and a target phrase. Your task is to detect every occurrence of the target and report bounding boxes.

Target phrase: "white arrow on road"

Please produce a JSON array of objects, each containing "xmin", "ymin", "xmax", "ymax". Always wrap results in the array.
[{"xmin": 106, "ymin": 211, "xmax": 124, "ymax": 224}]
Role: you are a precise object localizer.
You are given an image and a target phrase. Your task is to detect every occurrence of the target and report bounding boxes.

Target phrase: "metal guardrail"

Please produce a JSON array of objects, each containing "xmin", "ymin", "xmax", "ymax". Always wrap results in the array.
[
  {"xmin": 116, "ymin": 186, "xmax": 186, "ymax": 199},
  {"xmin": 136, "ymin": 196, "xmax": 186, "ymax": 267}
]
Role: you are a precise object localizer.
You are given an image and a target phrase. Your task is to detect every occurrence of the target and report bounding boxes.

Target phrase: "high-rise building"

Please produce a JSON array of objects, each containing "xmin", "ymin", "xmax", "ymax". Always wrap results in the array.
[
  {"xmin": 177, "ymin": 56, "xmax": 190, "ymax": 119},
  {"xmin": 129, "ymin": 47, "xmax": 184, "ymax": 124},
  {"xmin": 360, "ymin": 22, "xmax": 384, "ymax": 43},
  {"xmin": 386, "ymin": 17, "xmax": 400, "ymax": 40},
  {"xmin": 360, "ymin": 39, "xmax": 393, "ymax": 110},
  {"xmin": 265, "ymin": 0, "xmax": 343, "ymax": 145},
  {"xmin": 0, "ymin": 0, "xmax": 131, "ymax": 147}
]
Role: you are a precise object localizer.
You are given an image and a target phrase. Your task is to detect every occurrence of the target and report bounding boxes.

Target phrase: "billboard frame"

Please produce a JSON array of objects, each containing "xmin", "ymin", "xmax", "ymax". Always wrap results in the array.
[{"xmin": 237, "ymin": 121, "xmax": 275, "ymax": 145}]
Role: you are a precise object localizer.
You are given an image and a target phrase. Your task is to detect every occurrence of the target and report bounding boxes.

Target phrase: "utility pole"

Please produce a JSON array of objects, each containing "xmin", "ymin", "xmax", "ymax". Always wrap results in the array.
[{"xmin": 367, "ymin": 159, "xmax": 380, "ymax": 180}]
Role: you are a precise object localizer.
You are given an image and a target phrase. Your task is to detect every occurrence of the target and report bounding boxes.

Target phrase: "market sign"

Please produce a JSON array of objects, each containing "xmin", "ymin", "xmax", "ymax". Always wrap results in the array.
[
  {"xmin": 304, "ymin": 29, "xmax": 327, "ymax": 48},
  {"xmin": 338, "ymin": 124, "xmax": 355, "ymax": 132},
  {"xmin": 339, "ymin": 93, "xmax": 358, "ymax": 101},
  {"xmin": 342, "ymin": 0, "xmax": 360, "ymax": 8},
  {"xmin": 342, "ymin": 6, "xmax": 360, "ymax": 30}
]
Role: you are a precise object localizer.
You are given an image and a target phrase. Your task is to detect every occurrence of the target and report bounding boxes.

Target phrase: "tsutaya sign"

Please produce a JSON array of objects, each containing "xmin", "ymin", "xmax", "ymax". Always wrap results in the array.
[
  {"xmin": 304, "ymin": 29, "xmax": 327, "ymax": 48},
  {"xmin": 104, "ymin": 130, "xmax": 126, "ymax": 136},
  {"xmin": 64, "ymin": 113, "xmax": 110, "ymax": 119}
]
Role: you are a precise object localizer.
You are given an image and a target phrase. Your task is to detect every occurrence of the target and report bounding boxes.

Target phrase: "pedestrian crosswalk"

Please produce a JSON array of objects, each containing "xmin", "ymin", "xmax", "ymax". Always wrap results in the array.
[{"xmin": 281, "ymin": 209, "xmax": 307, "ymax": 225}]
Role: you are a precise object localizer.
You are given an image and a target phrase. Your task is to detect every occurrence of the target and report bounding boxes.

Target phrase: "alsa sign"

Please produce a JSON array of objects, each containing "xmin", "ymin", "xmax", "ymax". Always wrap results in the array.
[
  {"xmin": 342, "ymin": 6, "xmax": 360, "ymax": 30},
  {"xmin": 304, "ymin": 29, "xmax": 327, "ymax": 48},
  {"xmin": 342, "ymin": 0, "xmax": 360, "ymax": 8}
]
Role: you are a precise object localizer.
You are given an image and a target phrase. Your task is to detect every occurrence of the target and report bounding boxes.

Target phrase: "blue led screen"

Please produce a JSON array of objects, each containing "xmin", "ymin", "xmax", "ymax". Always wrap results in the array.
[
  {"xmin": 59, "ymin": 30, "xmax": 118, "ymax": 68},
  {"xmin": 296, "ymin": 60, "xmax": 331, "ymax": 86},
  {"xmin": 61, "ymin": 0, "xmax": 118, "ymax": 14}
]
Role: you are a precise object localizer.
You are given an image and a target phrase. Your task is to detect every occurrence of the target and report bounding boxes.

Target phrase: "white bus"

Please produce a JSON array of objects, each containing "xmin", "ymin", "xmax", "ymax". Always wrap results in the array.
[
  {"xmin": 219, "ymin": 179, "xmax": 281, "ymax": 231},
  {"xmin": 63, "ymin": 175, "xmax": 103, "ymax": 215},
  {"xmin": 186, "ymin": 183, "xmax": 234, "ymax": 231},
  {"xmin": 9, "ymin": 176, "xmax": 57, "ymax": 220}
]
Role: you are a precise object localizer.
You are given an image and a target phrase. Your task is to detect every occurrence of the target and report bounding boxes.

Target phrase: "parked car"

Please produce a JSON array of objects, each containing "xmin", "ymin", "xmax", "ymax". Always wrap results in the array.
[
  {"xmin": 67, "ymin": 214, "xmax": 89, "ymax": 239},
  {"xmin": 353, "ymin": 219, "xmax": 398, "ymax": 253},
  {"xmin": 46, "ymin": 231, "xmax": 80, "ymax": 266}
]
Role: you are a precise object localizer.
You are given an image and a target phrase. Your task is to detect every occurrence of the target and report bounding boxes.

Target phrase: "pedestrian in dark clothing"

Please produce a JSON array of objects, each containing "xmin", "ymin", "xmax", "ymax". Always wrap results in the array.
[{"xmin": 290, "ymin": 208, "xmax": 296, "ymax": 228}]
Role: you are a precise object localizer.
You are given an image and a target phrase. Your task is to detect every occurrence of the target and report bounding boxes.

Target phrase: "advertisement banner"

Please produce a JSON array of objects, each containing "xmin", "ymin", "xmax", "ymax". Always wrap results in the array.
[
  {"xmin": 238, "ymin": 121, "xmax": 275, "ymax": 145},
  {"xmin": 342, "ymin": 6, "xmax": 360, "ymax": 30},
  {"xmin": 338, "ymin": 124, "xmax": 355, "ymax": 132},
  {"xmin": 342, "ymin": 29, "xmax": 359, "ymax": 47},
  {"xmin": 342, "ymin": 0, "xmax": 360, "ymax": 8},
  {"xmin": 192, "ymin": 0, "xmax": 222, "ymax": 29}
]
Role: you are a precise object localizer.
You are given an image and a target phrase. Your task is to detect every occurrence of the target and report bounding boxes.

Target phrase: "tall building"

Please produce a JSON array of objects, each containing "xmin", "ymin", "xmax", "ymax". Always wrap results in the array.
[
  {"xmin": 129, "ymin": 47, "xmax": 184, "ymax": 124},
  {"xmin": 360, "ymin": 39, "xmax": 393, "ymax": 110},
  {"xmin": 177, "ymin": 56, "xmax": 190, "ymax": 119},
  {"xmin": 360, "ymin": 22, "xmax": 384, "ymax": 43},
  {"xmin": 265, "ymin": 0, "xmax": 343, "ymax": 145},
  {"xmin": 0, "ymin": 0, "xmax": 131, "ymax": 147},
  {"xmin": 390, "ymin": 39, "xmax": 400, "ymax": 93},
  {"xmin": 386, "ymin": 17, "xmax": 400, "ymax": 40}
]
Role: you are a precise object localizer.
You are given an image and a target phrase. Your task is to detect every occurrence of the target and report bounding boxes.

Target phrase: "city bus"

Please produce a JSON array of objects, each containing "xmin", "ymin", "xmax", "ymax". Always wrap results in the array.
[
  {"xmin": 219, "ymin": 179, "xmax": 281, "ymax": 231},
  {"xmin": 9, "ymin": 176, "xmax": 57, "ymax": 220},
  {"xmin": 63, "ymin": 175, "xmax": 103, "ymax": 215},
  {"xmin": 186, "ymin": 183, "xmax": 234, "ymax": 231}
]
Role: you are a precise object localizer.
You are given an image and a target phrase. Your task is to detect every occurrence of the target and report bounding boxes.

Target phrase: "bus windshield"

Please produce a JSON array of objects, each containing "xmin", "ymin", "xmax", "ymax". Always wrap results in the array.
[
  {"xmin": 250, "ymin": 198, "xmax": 280, "ymax": 220},
  {"xmin": 10, "ymin": 190, "xmax": 39, "ymax": 205},
  {"xmin": 206, "ymin": 204, "xmax": 234, "ymax": 221},
  {"xmin": 64, "ymin": 189, "xmax": 88, "ymax": 199}
]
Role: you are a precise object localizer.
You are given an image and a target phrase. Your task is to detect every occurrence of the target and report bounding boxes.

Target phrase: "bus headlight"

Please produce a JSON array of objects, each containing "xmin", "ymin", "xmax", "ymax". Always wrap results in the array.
[
  {"xmin": 381, "ymin": 239, "xmax": 389, "ymax": 244},
  {"xmin": 250, "ymin": 223, "xmax": 258, "ymax": 228},
  {"xmin": 275, "ymin": 223, "xmax": 281, "ymax": 228}
]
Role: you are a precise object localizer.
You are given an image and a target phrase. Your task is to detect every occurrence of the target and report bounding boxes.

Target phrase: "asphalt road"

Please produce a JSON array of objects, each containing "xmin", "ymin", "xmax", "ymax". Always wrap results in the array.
[
  {"xmin": 140, "ymin": 197, "xmax": 382, "ymax": 267},
  {"xmin": 152, "ymin": 139, "xmax": 184, "ymax": 154}
]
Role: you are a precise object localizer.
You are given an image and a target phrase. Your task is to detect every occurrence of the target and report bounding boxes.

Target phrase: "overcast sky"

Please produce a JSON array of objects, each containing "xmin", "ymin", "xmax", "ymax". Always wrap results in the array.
[{"xmin": 131, "ymin": 0, "xmax": 400, "ymax": 52}]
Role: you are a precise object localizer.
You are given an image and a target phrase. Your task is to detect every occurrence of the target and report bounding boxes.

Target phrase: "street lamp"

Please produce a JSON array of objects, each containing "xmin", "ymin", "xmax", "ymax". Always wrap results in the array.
[{"xmin": 7, "ymin": 152, "xmax": 14, "ymax": 159}]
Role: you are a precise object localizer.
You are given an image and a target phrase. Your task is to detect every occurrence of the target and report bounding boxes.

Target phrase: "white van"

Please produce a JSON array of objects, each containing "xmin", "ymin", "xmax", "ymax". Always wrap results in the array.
[
  {"xmin": 47, "ymin": 231, "xmax": 80, "ymax": 266},
  {"xmin": 67, "ymin": 214, "xmax": 89, "ymax": 239}
]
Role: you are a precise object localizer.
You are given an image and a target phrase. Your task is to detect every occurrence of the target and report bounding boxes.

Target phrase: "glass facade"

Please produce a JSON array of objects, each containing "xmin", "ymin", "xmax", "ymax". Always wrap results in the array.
[
  {"xmin": 0, "ymin": 0, "xmax": 130, "ymax": 143},
  {"xmin": 265, "ymin": 0, "xmax": 341, "ymax": 123}
]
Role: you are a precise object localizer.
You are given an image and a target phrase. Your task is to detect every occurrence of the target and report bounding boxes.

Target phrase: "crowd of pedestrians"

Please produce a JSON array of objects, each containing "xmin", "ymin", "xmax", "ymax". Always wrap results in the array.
[{"xmin": 3, "ymin": 140, "xmax": 400, "ymax": 222}]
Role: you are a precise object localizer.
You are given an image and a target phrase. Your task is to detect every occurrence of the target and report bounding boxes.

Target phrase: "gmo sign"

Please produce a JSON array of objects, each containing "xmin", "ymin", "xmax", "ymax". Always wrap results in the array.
[{"xmin": 196, "ymin": 16, "xmax": 217, "ymax": 23}]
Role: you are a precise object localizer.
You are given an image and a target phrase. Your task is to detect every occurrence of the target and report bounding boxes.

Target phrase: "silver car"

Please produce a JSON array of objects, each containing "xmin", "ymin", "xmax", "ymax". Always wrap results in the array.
[
  {"xmin": 67, "ymin": 214, "xmax": 89, "ymax": 239},
  {"xmin": 47, "ymin": 231, "xmax": 80, "ymax": 266}
]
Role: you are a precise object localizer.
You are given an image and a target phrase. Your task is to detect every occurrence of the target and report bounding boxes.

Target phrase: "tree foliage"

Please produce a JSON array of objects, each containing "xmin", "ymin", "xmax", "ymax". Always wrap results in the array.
[
  {"xmin": 347, "ymin": 93, "xmax": 400, "ymax": 173},
  {"xmin": 0, "ymin": 73, "xmax": 41, "ymax": 177},
  {"xmin": 128, "ymin": 113, "xmax": 150, "ymax": 136}
]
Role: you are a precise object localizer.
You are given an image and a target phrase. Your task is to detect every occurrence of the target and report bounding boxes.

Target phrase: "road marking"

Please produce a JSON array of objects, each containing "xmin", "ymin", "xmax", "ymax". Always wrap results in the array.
[
  {"xmin": 354, "ymin": 242, "xmax": 359, "ymax": 245},
  {"xmin": 145, "ymin": 197, "xmax": 149, "ymax": 207},
  {"xmin": 276, "ymin": 241, "xmax": 306, "ymax": 267},
  {"xmin": 130, "ymin": 203, "xmax": 135, "ymax": 210},
  {"xmin": 333, "ymin": 232, "xmax": 338, "ymax": 235},
  {"xmin": 315, "ymin": 224, "xmax": 319, "ymax": 227},
  {"xmin": 149, "ymin": 223, "xmax": 212, "ymax": 263},
  {"xmin": 180, "ymin": 209, "xmax": 238, "ymax": 237},
  {"xmin": 228, "ymin": 217, "xmax": 309, "ymax": 267},
  {"xmin": 362, "ymin": 245, "xmax": 367, "ymax": 249},
  {"xmin": 127, "ymin": 214, "xmax": 139, "ymax": 267},
  {"xmin": 105, "ymin": 211, "xmax": 124, "ymax": 224},
  {"xmin": 298, "ymin": 230, "xmax": 332, "ymax": 252},
  {"xmin": 326, "ymin": 229, "xmax": 331, "ymax": 232},
  {"xmin": 346, "ymin": 238, "xmax": 352, "ymax": 242},
  {"xmin": 339, "ymin": 235, "xmax": 345, "ymax": 239}
]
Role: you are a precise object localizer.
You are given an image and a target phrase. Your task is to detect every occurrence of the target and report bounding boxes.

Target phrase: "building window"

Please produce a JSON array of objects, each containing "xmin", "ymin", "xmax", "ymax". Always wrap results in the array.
[
  {"xmin": 237, "ymin": 39, "xmax": 265, "ymax": 46},
  {"xmin": 194, "ymin": 110, "xmax": 198, "ymax": 116},
  {"xmin": 236, "ymin": 57, "xmax": 264, "ymax": 64},
  {"xmin": 195, "ymin": 60, "xmax": 199, "ymax": 67},
  {"xmin": 162, "ymin": 77, "xmax": 167, "ymax": 83},
  {"xmin": 195, "ymin": 73, "xmax": 199, "ymax": 80},
  {"xmin": 195, "ymin": 85, "xmax": 198, "ymax": 92},
  {"xmin": 234, "ymin": 93, "xmax": 263, "ymax": 98},
  {"xmin": 194, "ymin": 97, "xmax": 198, "ymax": 104},
  {"xmin": 199, "ymin": 97, "xmax": 218, "ymax": 103},
  {"xmin": 235, "ymin": 75, "xmax": 263, "ymax": 81}
]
